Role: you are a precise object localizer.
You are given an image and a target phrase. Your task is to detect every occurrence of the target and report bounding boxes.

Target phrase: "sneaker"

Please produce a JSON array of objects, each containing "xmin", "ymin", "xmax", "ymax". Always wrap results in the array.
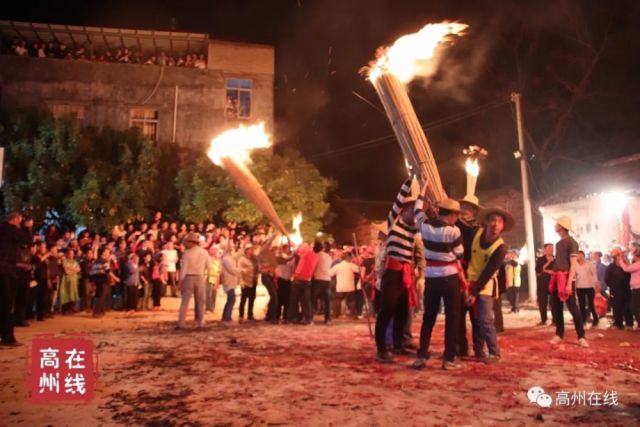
[
  {"xmin": 536, "ymin": 321, "xmax": 547, "ymax": 326},
  {"xmin": 578, "ymin": 338, "xmax": 589, "ymax": 348},
  {"xmin": 483, "ymin": 354, "xmax": 501, "ymax": 365},
  {"xmin": 324, "ymin": 319, "xmax": 332, "ymax": 325},
  {"xmin": 411, "ymin": 357, "xmax": 427, "ymax": 369},
  {"xmin": 549, "ymin": 336, "xmax": 563, "ymax": 345},
  {"xmin": 442, "ymin": 361, "xmax": 462, "ymax": 371},
  {"xmin": 376, "ymin": 351, "xmax": 394, "ymax": 364}
]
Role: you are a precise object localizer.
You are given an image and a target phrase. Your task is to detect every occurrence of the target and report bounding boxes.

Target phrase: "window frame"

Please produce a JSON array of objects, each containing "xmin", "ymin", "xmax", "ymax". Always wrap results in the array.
[
  {"xmin": 47, "ymin": 102, "xmax": 86, "ymax": 123},
  {"xmin": 129, "ymin": 108, "xmax": 159, "ymax": 141},
  {"xmin": 225, "ymin": 78, "xmax": 253, "ymax": 120}
]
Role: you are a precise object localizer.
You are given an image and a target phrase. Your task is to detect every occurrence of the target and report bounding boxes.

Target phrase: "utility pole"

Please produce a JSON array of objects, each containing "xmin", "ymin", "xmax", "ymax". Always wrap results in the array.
[{"xmin": 511, "ymin": 93, "xmax": 537, "ymax": 303}]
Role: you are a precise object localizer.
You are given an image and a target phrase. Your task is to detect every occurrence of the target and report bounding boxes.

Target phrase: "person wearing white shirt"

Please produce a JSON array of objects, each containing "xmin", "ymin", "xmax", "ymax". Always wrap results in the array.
[
  {"xmin": 312, "ymin": 242, "xmax": 333, "ymax": 324},
  {"xmin": 330, "ymin": 253, "xmax": 360, "ymax": 319},
  {"xmin": 221, "ymin": 243, "xmax": 238, "ymax": 322},
  {"xmin": 162, "ymin": 242, "xmax": 180, "ymax": 297},
  {"xmin": 575, "ymin": 251, "xmax": 600, "ymax": 327},
  {"xmin": 176, "ymin": 233, "xmax": 210, "ymax": 329}
]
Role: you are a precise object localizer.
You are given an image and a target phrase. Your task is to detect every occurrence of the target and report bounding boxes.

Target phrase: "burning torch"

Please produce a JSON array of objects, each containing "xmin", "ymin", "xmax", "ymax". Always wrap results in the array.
[
  {"xmin": 364, "ymin": 22, "xmax": 468, "ymax": 203},
  {"xmin": 462, "ymin": 145, "xmax": 488, "ymax": 199},
  {"xmin": 207, "ymin": 123, "xmax": 288, "ymax": 236}
]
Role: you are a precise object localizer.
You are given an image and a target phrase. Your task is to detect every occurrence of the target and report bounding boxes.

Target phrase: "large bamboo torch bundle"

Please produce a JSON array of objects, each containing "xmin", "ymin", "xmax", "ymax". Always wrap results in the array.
[
  {"xmin": 207, "ymin": 123, "xmax": 288, "ymax": 235},
  {"xmin": 365, "ymin": 22, "xmax": 468, "ymax": 203},
  {"xmin": 371, "ymin": 73, "xmax": 447, "ymax": 202}
]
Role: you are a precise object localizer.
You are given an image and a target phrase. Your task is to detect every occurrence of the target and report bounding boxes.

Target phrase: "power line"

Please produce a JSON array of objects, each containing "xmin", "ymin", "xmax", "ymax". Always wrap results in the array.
[{"xmin": 308, "ymin": 98, "xmax": 511, "ymax": 161}]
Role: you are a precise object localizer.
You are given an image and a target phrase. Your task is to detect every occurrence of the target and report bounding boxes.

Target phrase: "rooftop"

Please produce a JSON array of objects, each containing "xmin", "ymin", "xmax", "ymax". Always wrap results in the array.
[
  {"xmin": 539, "ymin": 153, "xmax": 640, "ymax": 207},
  {"xmin": 0, "ymin": 20, "xmax": 209, "ymax": 54}
]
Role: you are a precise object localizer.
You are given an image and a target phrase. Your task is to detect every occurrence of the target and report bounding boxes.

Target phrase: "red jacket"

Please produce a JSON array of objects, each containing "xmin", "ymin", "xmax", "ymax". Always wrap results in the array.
[{"xmin": 294, "ymin": 247, "xmax": 319, "ymax": 281}]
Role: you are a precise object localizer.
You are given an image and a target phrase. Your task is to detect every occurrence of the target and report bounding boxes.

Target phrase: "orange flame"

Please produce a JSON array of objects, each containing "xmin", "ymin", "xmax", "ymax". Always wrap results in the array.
[
  {"xmin": 207, "ymin": 123, "xmax": 270, "ymax": 166},
  {"xmin": 368, "ymin": 22, "xmax": 468, "ymax": 83}
]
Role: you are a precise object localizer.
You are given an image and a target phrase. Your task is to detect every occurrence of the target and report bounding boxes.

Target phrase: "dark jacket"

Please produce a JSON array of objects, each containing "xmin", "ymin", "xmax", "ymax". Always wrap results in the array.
[{"xmin": 0, "ymin": 221, "xmax": 25, "ymax": 277}]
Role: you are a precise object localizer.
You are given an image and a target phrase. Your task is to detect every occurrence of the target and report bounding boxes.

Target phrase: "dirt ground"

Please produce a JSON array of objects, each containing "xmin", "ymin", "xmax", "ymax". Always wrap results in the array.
[{"xmin": 1, "ymin": 290, "xmax": 639, "ymax": 427}]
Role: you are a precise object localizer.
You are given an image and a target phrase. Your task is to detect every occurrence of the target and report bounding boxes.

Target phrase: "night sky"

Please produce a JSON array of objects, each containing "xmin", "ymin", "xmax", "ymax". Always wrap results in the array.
[{"xmin": 3, "ymin": 0, "xmax": 640, "ymax": 201}]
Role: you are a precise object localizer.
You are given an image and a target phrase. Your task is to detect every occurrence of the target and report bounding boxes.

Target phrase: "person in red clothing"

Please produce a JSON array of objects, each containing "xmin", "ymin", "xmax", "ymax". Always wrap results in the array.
[{"xmin": 287, "ymin": 240, "xmax": 322, "ymax": 325}]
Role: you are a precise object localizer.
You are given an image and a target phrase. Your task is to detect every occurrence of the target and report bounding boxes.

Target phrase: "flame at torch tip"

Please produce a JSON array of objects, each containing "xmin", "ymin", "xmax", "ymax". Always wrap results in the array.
[
  {"xmin": 368, "ymin": 22, "xmax": 468, "ymax": 84},
  {"xmin": 207, "ymin": 123, "xmax": 271, "ymax": 166},
  {"xmin": 465, "ymin": 158, "xmax": 479, "ymax": 177}
]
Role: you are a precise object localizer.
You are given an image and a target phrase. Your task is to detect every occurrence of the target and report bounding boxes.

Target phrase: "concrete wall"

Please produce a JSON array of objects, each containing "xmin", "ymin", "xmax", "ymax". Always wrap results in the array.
[{"xmin": 0, "ymin": 41, "xmax": 274, "ymax": 150}]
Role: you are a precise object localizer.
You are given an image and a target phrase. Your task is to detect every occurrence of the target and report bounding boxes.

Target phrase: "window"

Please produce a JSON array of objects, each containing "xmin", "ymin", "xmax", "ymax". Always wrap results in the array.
[
  {"xmin": 129, "ymin": 108, "xmax": 159, "ymax": 141},
  {"xmin": 49, "ymin": 103, "xmax": 85, "ymax": 123},
  {"xmin": 225, "ymin": 78, "xmax": 252, "ymax": 119}
]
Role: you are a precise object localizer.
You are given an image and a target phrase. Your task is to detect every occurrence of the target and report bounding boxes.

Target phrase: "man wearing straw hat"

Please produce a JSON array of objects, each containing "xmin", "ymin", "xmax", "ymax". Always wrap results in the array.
[
  {"xmin": 548, "ymin": 216, "xmax": 588, "ymax": 347},
  {"xmin": 176, "ymin": 232, "xmax": 210, "ymax": 329},
  {"xmin": 464, "ymin": 207, "xmax": 513, "ymax": 364},
  {"xmin": 412, "ymin": 193, "xmax": 464, "ymax": 370},
  {"xmin": 374, "ymin": 177, "xmax": 420, "ymax": 363}
]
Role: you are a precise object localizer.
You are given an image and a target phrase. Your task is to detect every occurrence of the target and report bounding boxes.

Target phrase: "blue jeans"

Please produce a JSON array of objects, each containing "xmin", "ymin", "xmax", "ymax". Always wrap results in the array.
[
  {"xmin": 223, "ymin": 288, "xmax": 236, "ymax": 321},
  {"xmin": 474, "ymin": 295, "xmax": 500, "ymax": 356},
  {"xmin": 177, "ymin": 275, "xmax": 206, "ymax": 327}
]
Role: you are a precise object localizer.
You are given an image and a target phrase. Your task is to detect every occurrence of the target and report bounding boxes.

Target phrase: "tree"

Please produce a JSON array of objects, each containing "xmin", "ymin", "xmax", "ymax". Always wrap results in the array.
[
  {"xmin": 66, "ymin": 127, "xmax": 159, "ymax": 230},
  {"xmin": 500, "ymin": 0, "xmax": 617, "ymax": 174},
  {"xmin": 1, "ymin": 111, "xmax": 160, "ymax": 229},
  {"xmin": 0, "ymin": 111, "xmax": 81, "ymax": 225},
  {"xmin": 176, "ymin": 149, "xmax": 336, "ymax": 240}
]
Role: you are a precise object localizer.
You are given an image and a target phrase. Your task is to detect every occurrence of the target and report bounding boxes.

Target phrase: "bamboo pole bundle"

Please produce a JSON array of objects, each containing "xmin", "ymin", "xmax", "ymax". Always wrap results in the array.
[
  {"xmin": 219, "ymin": 157, "xmax": 288, "ymax": 235},
  {"xmin": 372, "ymin": 72, "xmax": 447, "ymax": 202}
]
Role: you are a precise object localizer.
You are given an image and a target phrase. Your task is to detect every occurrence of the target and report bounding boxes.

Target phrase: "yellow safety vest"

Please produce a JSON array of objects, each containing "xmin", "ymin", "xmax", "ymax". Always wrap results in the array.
[{"xmin": 467, "ymin": 228, "xmax": 504, "ymax": 297}]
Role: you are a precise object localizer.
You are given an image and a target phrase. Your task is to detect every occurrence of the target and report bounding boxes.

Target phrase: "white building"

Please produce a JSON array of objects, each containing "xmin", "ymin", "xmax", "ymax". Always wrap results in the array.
[{"xmin": 538, "ymin": 154, "xmax": 640, "ymax": 253}]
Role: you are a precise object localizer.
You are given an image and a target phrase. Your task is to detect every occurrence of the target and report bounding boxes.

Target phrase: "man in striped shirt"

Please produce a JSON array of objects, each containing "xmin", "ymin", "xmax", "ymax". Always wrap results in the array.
[
  {"xmin": 412, "ymin": 194, "xmax": 464, "ymax": 370},
  {"xmin": 375, "ymin": 177, "xmax": 419, "ymax": 363}
]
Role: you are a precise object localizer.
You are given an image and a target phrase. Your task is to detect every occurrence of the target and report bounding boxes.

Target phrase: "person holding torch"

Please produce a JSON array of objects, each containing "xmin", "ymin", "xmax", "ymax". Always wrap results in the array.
[
  {"xmin": 374, "ymin": 177, "xmax": 420, "ymax": 363},
  {"xmin": 411, "ymin": 186, "xmax": 464, "ymax": 371}
]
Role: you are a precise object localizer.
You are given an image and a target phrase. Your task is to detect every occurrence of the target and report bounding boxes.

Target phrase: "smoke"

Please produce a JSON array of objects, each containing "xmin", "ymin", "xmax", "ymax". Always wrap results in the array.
[{"xmin": 402, "ymin": 15, "xmax": 501, "ymax": 104}]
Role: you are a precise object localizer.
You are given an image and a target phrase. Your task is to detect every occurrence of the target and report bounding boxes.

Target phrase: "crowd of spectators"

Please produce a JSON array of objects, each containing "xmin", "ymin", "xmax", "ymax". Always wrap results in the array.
[
  {"xmin": 0, "ymin": 210, "xmax": 377, "ymax": 345},
  {"xmin": 2, "ymin": 38, "xmax": 208, "ymax": 69}
]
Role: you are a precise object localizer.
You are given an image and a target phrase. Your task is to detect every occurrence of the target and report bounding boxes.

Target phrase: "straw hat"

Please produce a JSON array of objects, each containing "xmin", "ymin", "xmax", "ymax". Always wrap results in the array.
[
  {"xmin": 478, "ymin": 207, "xmax": 515, "ymax": 232},
  {"xmin": 459, "ymin": 194, "xmax": 481, "ymax": 210},
  {"xmin": 436, "ymin": 198, "xmax": 461, "ymax": 213},
  {"xmin": 183, "ymin": 232, "xmax": 201, "ymax": 244},
  {"xmin": 555, "ymin": 216, "xmax": 574, "ymax": 233}
]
